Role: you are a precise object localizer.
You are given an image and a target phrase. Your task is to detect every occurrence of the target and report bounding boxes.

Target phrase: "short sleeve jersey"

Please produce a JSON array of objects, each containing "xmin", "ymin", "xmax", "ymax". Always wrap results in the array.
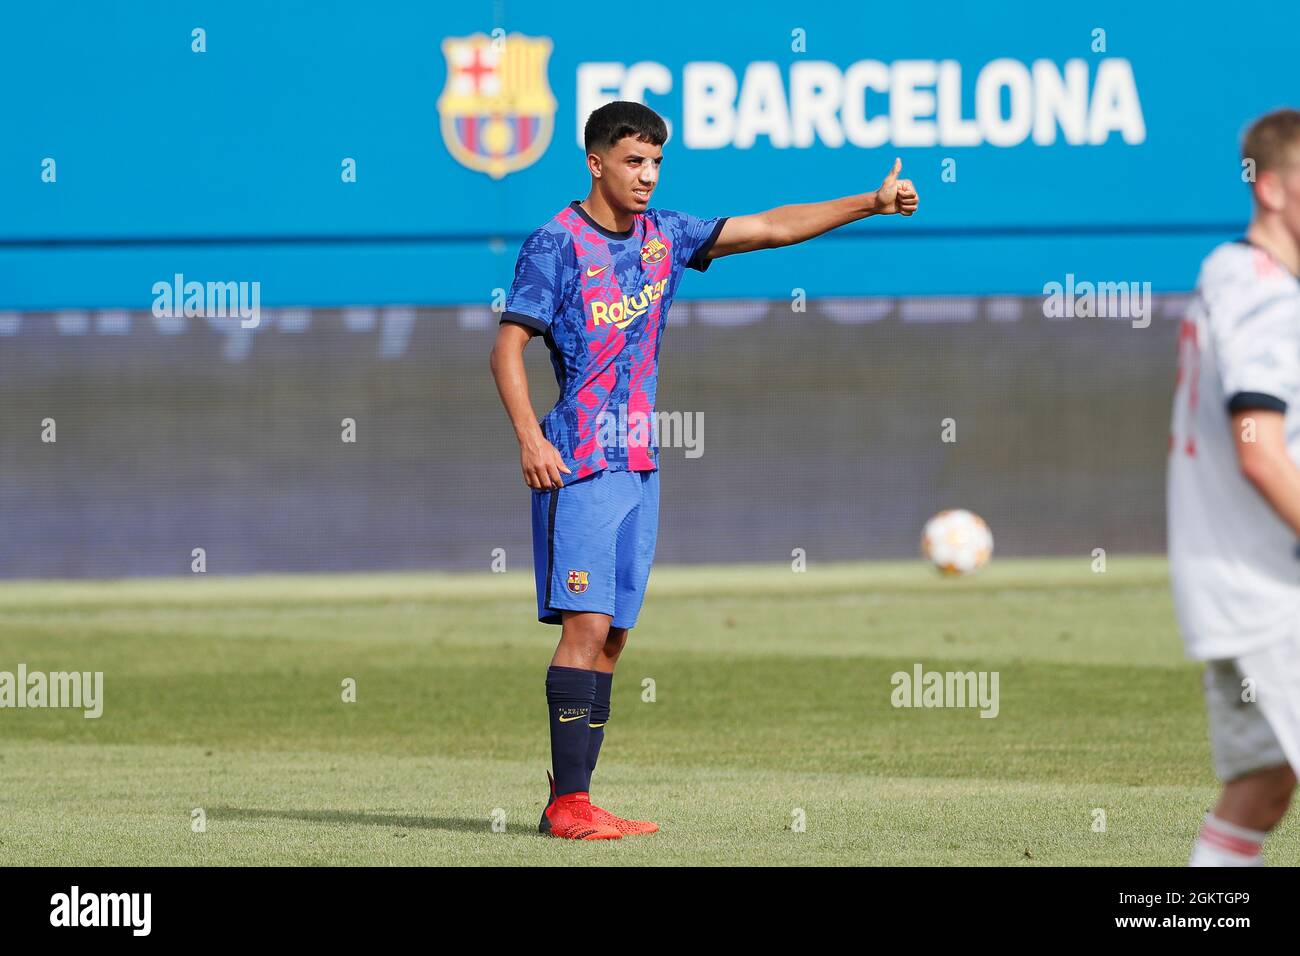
[
  {"xmin": 1167, "ymin": 239, "xmax": 1300, "ymax": 659},
  {"xmin": 502, "ymin": 200, "xmax": 726, "ymax": 483}
]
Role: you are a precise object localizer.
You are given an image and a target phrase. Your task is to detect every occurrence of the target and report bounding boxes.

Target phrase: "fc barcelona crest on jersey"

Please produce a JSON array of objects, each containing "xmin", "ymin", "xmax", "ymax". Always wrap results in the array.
[
  {"xmin": 640, "ymin": 237, "xmax": 668, "ymax": 265},
  {"xmin": 437, "ymin": 33, "xmax": 557, "ymax": 180},
  {"xmin": 566, "ymin": 569, "xmax": 590, "ymax": 594}
]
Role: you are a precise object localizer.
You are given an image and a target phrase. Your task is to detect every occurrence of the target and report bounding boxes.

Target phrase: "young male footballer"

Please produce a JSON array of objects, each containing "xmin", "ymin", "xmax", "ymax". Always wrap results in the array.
[
  {"xmin": 490, "ymin": 100, "xmax": 918, "ymax": 840},
  {"xmin": 1169, "ymin": 108, "xmax": 1300, "ymax": 866}
]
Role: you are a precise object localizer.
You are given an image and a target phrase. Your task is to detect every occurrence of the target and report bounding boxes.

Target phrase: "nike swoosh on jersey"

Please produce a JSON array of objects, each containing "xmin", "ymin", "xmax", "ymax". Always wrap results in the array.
[{"xmin": 586, "ymin": 265, "xmax": 609, "ymax": 277}]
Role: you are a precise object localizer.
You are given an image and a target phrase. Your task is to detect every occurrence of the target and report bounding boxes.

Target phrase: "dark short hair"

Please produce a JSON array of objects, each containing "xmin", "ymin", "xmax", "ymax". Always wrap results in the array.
[
  {"xmin": 1243, "ymin": 108, "xmax": 1300, "ymax": 174},
  {"xmin": 583, "ymin": 101, "xmax": 668, "ymax": 154}
]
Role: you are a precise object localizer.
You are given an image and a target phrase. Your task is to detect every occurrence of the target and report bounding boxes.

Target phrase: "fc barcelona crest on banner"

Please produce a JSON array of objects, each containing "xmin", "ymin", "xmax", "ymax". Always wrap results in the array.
[
  {"xmin": 566, "ymin": 570, "xmax": 589, "ymax": 594},
  {"xmin": 437, "ymin": 33, "xmax": 557, "ymax": 180}
]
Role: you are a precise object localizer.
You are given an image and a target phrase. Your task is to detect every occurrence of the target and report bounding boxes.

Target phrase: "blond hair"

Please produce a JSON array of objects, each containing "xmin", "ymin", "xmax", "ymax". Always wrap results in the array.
[{"xmin": 1243, "ymin": 109, "xmax": 1300, "ymax": 174}]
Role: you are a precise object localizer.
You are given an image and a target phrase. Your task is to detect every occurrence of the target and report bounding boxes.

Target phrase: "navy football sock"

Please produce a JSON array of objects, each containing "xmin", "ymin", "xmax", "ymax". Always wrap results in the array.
[
  {"xmin": 546, "ymin": 666, "xmax": 597, "ymax": 797},
  {"xmin": 585, "ymin": 671, "xmax": 613, "ymax": 790}
]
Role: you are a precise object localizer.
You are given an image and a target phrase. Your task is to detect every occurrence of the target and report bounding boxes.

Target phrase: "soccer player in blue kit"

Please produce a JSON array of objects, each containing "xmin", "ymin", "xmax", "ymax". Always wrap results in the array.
[{"xmin": 490, "ymin": 101, "xmax": 919, "ymax": 839}]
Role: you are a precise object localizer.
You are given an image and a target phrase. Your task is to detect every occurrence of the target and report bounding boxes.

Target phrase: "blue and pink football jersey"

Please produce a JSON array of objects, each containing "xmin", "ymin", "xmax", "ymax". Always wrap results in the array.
[{"xmin": 502, "ymin": 200, "xmax": 725, "ymax": 483}]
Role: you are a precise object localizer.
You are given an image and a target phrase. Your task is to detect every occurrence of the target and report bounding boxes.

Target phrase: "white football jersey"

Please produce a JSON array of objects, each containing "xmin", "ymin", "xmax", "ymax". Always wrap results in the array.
[{"xmin": 1168, "ymin": 239, "xmax": 1300, "ymax": 660}]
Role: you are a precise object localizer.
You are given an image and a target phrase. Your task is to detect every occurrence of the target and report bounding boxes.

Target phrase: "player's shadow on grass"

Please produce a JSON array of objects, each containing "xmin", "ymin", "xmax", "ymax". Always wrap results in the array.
[{"xmin": 210, "ymin": 806, "xmax": 537, "ymax": 835}]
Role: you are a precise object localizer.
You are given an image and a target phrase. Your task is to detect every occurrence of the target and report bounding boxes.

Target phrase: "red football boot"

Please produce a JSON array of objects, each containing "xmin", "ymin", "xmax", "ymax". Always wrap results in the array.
[
  {"xmin": 588, "ymin": 803, "xmax": 659, "ymax": 836},
  {"xmin": 539, "ymin": 772, "xmax": 657, "ymax": 836},
  {"xmin": 539, "ymin": 773, "xmax": 621, "ymax": 840}
]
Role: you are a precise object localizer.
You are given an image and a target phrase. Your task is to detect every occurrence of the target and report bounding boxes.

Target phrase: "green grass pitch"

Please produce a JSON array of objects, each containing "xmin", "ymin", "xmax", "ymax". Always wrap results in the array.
[{"xmin": 1, "ymin": 557, "xmax": 1292, "ymax": 866}]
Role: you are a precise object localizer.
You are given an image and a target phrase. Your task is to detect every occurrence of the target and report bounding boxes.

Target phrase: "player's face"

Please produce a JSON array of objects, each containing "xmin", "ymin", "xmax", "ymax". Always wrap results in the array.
[
  {"xmin": 602, "ymin": 137, "xmax": 662, "ymax": 212},
  {"xmin": 1257, "ymin": 148, "xmax": 1300, "ymax": 248}
]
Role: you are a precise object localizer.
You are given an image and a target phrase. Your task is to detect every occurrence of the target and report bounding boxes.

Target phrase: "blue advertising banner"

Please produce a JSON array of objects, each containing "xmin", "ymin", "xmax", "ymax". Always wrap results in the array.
[{"xmin": 1, "ymin": 1, "xmax": 1295, "ymax": 307}]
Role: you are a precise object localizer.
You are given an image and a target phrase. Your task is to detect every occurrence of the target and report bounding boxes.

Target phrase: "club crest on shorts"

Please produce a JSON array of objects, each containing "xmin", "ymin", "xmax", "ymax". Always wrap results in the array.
[{"xmin": 566, "ymin": 569, "xmax": 589, "ymax": 593}]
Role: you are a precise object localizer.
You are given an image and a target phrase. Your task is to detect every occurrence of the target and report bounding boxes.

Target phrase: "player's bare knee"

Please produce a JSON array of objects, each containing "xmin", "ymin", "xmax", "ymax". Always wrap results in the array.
[
  {"xmin": 1261, "ymin": 763, "xmax": 1295, "ymax": 793},
  {"xmin": 559, "ymin": 612, "xmax": 612, "ymax": 659},
  {"xmin": 1236, "ymin": 764, "xmax": 1297, "ymax": 821}
]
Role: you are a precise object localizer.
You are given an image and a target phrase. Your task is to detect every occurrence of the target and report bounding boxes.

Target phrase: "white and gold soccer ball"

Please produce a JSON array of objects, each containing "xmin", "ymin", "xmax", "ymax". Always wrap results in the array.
[{"xmin": 921, "ymin": 509, "xmax": 993, "ymax": 575}]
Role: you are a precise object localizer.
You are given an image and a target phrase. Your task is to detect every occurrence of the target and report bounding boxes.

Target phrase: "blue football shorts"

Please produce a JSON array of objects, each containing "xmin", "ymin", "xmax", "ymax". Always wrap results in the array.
[{"xmin": 530, "ymin": 469, "xmax": 660, "ymax": 629}]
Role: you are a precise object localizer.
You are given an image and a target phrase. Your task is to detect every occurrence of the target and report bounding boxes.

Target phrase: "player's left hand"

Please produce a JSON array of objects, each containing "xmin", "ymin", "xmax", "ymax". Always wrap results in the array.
[{"xmin": 872, "ymin": 158, "xmax": 919, "ymax": 216}]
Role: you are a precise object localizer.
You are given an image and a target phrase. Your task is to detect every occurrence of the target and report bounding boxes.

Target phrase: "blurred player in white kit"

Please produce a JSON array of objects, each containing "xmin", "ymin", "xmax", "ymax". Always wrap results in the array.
[{"xmin": 1169, "ymin": 108, "xmax": 1300, "ymax": 866}]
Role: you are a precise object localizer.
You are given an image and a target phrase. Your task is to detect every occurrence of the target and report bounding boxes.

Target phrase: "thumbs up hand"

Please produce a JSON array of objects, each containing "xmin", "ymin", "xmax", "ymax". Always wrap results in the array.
[{"xmin": 872, "ymin": 158, "xmax": 919, "ymax": 216}]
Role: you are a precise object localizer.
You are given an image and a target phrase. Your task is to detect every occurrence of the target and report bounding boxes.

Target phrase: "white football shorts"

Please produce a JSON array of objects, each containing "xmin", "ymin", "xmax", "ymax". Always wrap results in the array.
[{"xmin": 1204, "ymin": 632, "xmax": 1300, "ymax": 781}]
